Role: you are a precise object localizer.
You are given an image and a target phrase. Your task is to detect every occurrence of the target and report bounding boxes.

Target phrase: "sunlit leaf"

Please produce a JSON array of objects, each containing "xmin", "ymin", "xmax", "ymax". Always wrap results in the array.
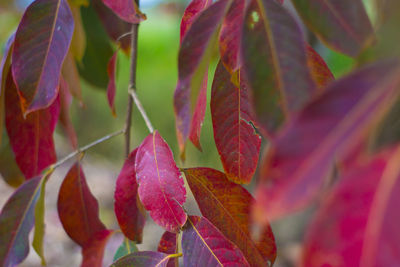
[
  {"xmin": 5, "ymin": 71, "xmax": 60, "ymax": 179},
  {"xmin": 184, "ymin": 168, "xmax": 276, "ymax": 266},
  {"xmin": 211, "ymin": 62, "xmax": 261, "ymax": 184},
  {"xmin": 12, "ymin": 0, "xmax": 74, "ymax": 114},
  {"xmin": 241, "ymin": 0, "xmax": 316, "ymax": 134},
  {"xmin": 111, "ymin": 251, "xmax": 173, "ymax": 267},
  {"xmin": 182, "ymin": 216, "xmax": 250, "ymax": 266},
  {"xmin": 114, "ymin": 148, "xmax": 146, "ymax": 242},
  {"xmin": 158, "ymin": 231, "xmax": 177, "ymax": 267},
  {"xmin": 135, "ymin": 131, "xmax": 187, "ymax": 233},
  {"xmin": 255, "ymin": 59, "xmax": 400, "ymax": 221},
  {"xmin": 102, "ymin": 0, "xmax": 146, "ymax": 24}
]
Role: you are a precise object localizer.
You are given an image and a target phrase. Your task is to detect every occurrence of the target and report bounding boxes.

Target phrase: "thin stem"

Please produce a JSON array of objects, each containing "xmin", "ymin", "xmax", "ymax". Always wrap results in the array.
[
  {"xmin": 51, "ymin": 129, "xmax": 125, "ymax": 170},
  {"xmin": 124, "ymin": 23, "xmax": 140, "ymax": 158},
  {"xmin": 128, "ymin": 88, "xmax": 154, "ymax": 133}
]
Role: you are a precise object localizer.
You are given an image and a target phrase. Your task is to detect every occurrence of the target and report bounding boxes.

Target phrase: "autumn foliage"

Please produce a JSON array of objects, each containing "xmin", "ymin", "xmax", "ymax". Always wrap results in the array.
[{"xmin": 1, "ymin": 0, "xmax": 400, "ymax": 266}]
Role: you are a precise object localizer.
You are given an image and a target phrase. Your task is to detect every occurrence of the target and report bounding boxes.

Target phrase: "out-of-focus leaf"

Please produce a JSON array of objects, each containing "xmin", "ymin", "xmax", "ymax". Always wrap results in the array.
[
  {"xmin": 241, "ymin": 0, "xmax": 316, "ymax": 135},
  {"xmin": 114, "ymin": 148, "xmax": 146, "ymax": 242},
  {"xmin": 102, "ymin": 0, "xmax": 146, "ymax": 24},
  {"xmin": 255, "ymin": 59, "xmax": 400, "ymax": 221},
  {"xmin": 0, "ymin": 176, "xmax": 44, "ymax": 267},
  {"xmin": 113, "ymin": 239, "xmax": 138, "ymax": 262},
  {"xmin": 107, "ymin": 48, "xmax": 118, "ymax": 117},
  {"xmin": 135, "ymin": 131, "xmax": 187, "ymax": 233},
  {"xmin": 57, "ymin": 163, "xmax": 106, "ymax": 246},
  {"xmin": 219, "ymin": 0, "xmax": 244, "ymax": 73},
  {"xmin": 211, "ymin": 62, "xmax": 261, "ymax": 184},
  {"xmin": 291, "ymin": 0, "xmax": 373, "ymax": 57},
  {"xmin": 180, "ymin": 0, "xmax": 212, "ymax": 43},
  {"xmin": 68, "ymin": 3, "xmax": 86, "ymax": 62},
  {"xmin": 12, "ymin": 0, "xmax": 74, "ymax": 114},
  {"xmin": 0, "ymin": 131, "xmax": 25, "ymax": 188},
  {"xmin": 303, "ymin": 148, "xmax": 400, "ymax": 266},
  {"xmin": 69, "ymin": 0, "xmax": 89, "ymax": 6},
  {"xmin": 62, "ymin": 51, "xmax": 83, "ymax": 104},
  {"xmin": 59, "ymin": 76, "xmax": 78, "ymax": 148},
  {"xmin": 5, "ymin": 71, "xmax": 60, "ymax": 179},
  {"xmin": 32, "ymin": 178, "xmax": 47, "ymax": 265},
  {"xmin": 78, "ymin": 3, "xmax": 114, "ymax": 89},
  {"xmin": 182, "ymin": 216, "xmax": 250, "ymax": 266},
  {"xmin": 174, "ymin": 0, "xmax": 232, "ymax": 155},
  {"xmin": 92, "ymin": 0, "xmax": 132, "ymax": 53},
  {"xmin": 184, "ymin": 168, "xmax": 276, "ymax": 266},
  {"xmin": 158, "ymin": 231, "xmax": 177, "ymax": 267},
  {"xmin": 81, "ymin": 229, "xmax": 114, "ymax": 267},
  {"xmin": 306, "ymin": 45, "xmax": 335, "ymax": 91},
  {"xmin": 111, "ymin": 251, "xmax": 173, "ymax": 267},
  {"xmin": 0, "ymin": 33, "xmax": 14, "ymax": 146}
]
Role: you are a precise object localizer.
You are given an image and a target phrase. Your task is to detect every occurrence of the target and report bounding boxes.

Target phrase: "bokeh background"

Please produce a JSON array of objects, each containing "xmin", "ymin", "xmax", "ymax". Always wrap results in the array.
[{"xmin": 0, "ymin": 0, "xmax": 373, "ymax": 266}]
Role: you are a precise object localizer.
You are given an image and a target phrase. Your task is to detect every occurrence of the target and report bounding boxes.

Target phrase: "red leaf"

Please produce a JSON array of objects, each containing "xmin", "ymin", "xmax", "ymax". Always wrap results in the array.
[
  {"xmin": 303, "ymin": 148, "xmax": 400, "ymax": 266},
  {"xmin": 184, "ymin": 168, "xmax": 276, "ymax": 266},
  {"xmin": 5, "ymin": 71, "xmax": 60, "ymax": 179},
  {"xmin": 241, "ymin": 0, "xmax": 316, "ymax": 134},
  {"xmin": 59, "ymin": 76, "xmax": 78, "ymax": 148},
  {"xmin": 82, "ymin": 229, "xmax": 114, "ymax": 267},
  {"xmin": 306, "ymin": 45, "xmax": 335, "ymax": 91},
  {"xmin": 255, "ymin": 59, "xmax": 400, "ymax": 221},
  {"xmin": 157, "ymin": 231, "xmax": 177, "ymax": 267},
  {"xmin": 211, "ymin": 62, "xmax": 261, "ymax": 184},
  {"xmin": 188, "ymin": 77, "xmax": 207, "ymax": 151},
  {"xmin": 0, "ymin": 176, "xmax": 44, "ymax": 267},
  {"xmin": 291, "ymin": 0, "xmax": 373, "ymax": 57},
  {"xmin": 12, "ymin": 0, "xmax": 74, "ymax": 114},
  {"xmin": 57, "ymin": 163, "xmax": 106, "ymax": 246},
  {"xmin": 219, "ymin": 0, "xmax": 244, "ymax": 73},
  {"xmin": 102, "ymin": 0, "xmax": 146, "ymax": 24},
  {"xmin": 111, "ymin": 251, "xmax": 173, "ymax": 267},
  {"xmin": 114, "ymin": 148, "xmax": 146, "ymax": 242},
  {"xmin": 182, "ymin": 216, "xmax": 250, "ymax": 266},
  {"xmin": 107, "ymin": 49, "xmax": 118, "ymax": 117},
  {"xmin": 180, "ymin": 0, "xmax": 212, "ymax": 43},
  {"xmin": 174, "ymin": 0, "xmax": 232, "ymax": 154},
  {"xmin": 135, "ymin": 131, "xmax": 187, "ymax": 233}
]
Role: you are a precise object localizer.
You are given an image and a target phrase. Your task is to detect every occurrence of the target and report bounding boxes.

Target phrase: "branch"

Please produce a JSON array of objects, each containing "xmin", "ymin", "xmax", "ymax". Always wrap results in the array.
[{"xmin": 128, "ymin": 87, "xmax": 154, "ymax": 133}]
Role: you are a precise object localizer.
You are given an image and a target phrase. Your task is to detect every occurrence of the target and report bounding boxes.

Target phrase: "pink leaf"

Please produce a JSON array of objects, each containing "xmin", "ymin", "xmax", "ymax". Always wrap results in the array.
[
  {"xmin": 180, "ymin": 0, "xmax": 212, "ymax": 43},
  {"xmin": 157, "ymin": 231, "xmax": 177, "ymax": 267},
  {"xmin": 102, "ymin": 0, "xmax": 146, "ymax": 24}
]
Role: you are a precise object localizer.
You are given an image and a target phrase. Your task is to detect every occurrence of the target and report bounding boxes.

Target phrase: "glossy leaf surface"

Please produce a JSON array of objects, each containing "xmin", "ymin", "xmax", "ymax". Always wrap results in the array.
[
  {"xmin": 174, "ymin": 0, "xmax": 231, "ymax": 153},
  {"xmin": 107, "ymin": 49, "xmax": 118, "ymax": 116},
  {"xmin": 291, "ymin": 0, "xmax": 373, "ymax": 57},
  {"xmin": 211, "ymin": 62, "xmax": 261, "ymax": 184},
  {"xmin": 103, "ymin": 0, "xmax": 146, "ymax": 23},
  {"xmin": 241, "ymin": 0, "xmax": 316, "ymax": 134},
  {"xmin": 158, "ymin": 231, "xmax": 177, "ymax": 267},
  {"xmin": 12, "ymin": 0, "xmax": 74, "ymax": 114},
  {"xmin": 0, "ymin": 176, "xmax": 44, "ymax": 267},
  {"xmin": 256, "ymin": 60, "xmax": 400, "ymax": 220},
  {"xmin": 81, "ymin": 229, "xmax": 114, "ymax": 267},
  {"xmin": 57, "ymin": 163, "xmax": 106, "ymax": 246},
  {"xmin": 135, "ymin": 131, "xmax": 187, "ymax": 233},
  {"xmin": 114, "ymin": 148, "xmax": 146, "ymax": 242},
  {"xmin": 303, "ymin": 148, "xmax": 400, "ymax": 266},
  {"xmin": 184, "ymin": 168, "xmax": 276, "ymax": 266},
  {"xmin": 182, "ymin": 216, "xmax": 250, "ymax": 266},
  {"xmin": 111, "ymin": 251, "xmax": 172, "ymax": 267},
  {"xmin": 5, "ymin": 71, "xmax": 60, "ymax": 179}
]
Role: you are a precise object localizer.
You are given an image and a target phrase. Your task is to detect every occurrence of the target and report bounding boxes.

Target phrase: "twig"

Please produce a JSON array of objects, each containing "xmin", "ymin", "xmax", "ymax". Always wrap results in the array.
[
  {"xmin": 128, "ymin": 87, "xmax": 154, "ymax": 133},
  {"xmin": 51, "ymin": 129, "xmax": 125, "ymax": 170}
]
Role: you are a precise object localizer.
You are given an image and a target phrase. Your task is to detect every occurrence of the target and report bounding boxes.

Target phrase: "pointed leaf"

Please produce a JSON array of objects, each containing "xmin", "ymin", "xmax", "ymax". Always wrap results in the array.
[
  {"xmin": 5, "ymin": 71, "xmax": 60, "ymax": 179},
  {"xmin": 303, "ymin": 148, "xmax": 400, "ymax": 266},
  {"xmin": 12, "ymin": 0, "xmax": 74, "ymax": 114},
  {"xmin": 158, "ymin": 231, "xmax": 177, "ymax": 267},
  {"xmin": 32, "ymin": 179, "xmax": 47, "ymax": 265},
  {"xmin": 102, "ymin": 0, "xmax": 146, "ymax": 24},
  {"xmin": 0, "ymin": 176, "xmax": 44, "ymax": 267},
  {"xmin": 107, "ymin": 49, "xmax": 119, "ymax": 117},
  {"xmin": 174, "ymin": 0, "xmax": 232, "ymax": 154},
  {"xmin": 114, "ymin": 148, "xmax": 146, "ymax": 242},
  {"xmin": 306, "ymin": 45, "xmax": 334, "ymax": 90},
  {"xmin": 81, "ymin": 229, "xmax": 114, "ymax": 267},
  {"xmin": 241, "ymin": 0, "xmax": 316, "ymax": 134},
  {"xmin": 182, "ymin": 216, "xmax": 250, "ymax": 266},
  {"xmin": 57, "ymin": 163, "xmax": 106, "ymax": 246},
  {"xmin": 0, "ymin": 131, "xmax": 25, "ymax": 188},
  {"xmin": 211, "ymin": 62, "xmax": 261, "ymax": 184},
  {"xmin": 135, "ymin": 131, "xmax": 187, "ymax": 233},
  {"xmin": 180, "ymin": 0, "xmax": 212, "ymax": 43},
  {"xmin": 111, "ymin": 251, "xmax": 173, "ymax": 267},
  {"xmin": 184, "ymin": 168, "xmax": 276, "ymax": 266},
  {"xmin": 291, "ymin": 0, "xmax": 373, "ymax": 57},
  {"xmin": 255, "ymin": 59, "xmax": 400, "ymax": 221},
  {"xmin": 113, "ymin": 239, "xmax": 138, "ymax": 262}
]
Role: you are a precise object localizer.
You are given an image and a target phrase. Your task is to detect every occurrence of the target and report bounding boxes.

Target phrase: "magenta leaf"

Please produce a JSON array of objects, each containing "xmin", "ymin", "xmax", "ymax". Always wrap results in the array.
[
  {"xmin": 135, "ymin": 131, "xmax": 187, "ymax": 233},
  {"xmin": 12, "ymin": 0, "xmax": 74, "ymax": 114},
  {"xmin": 114, "ymin": 148, "xmax": 146, "ymax": 242},
  {"xmin": 102, "ymin": 0, "xmax": 146, "ymax": 24},
  {"xmin": 180, "ymin": 0, "xmax": 212, "ymax": 43},
  {"xmin": 182, "ymin": 216, "xmax": 250, "ymax": 266},
  {"xmin": 158, "ymin": 231, "xmax": 177, "ymax": 267}
]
